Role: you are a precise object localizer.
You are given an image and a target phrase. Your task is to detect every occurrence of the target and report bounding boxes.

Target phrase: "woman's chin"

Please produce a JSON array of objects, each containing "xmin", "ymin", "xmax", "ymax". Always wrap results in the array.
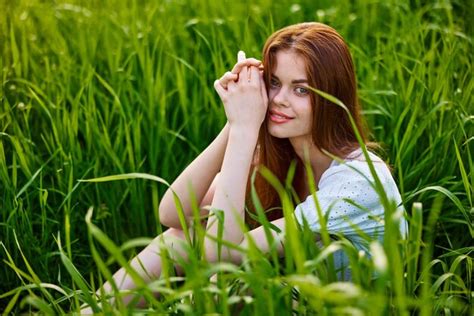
[{"xmin": 267, "ymin": 126, "xmax": 288, "ymax": 139}]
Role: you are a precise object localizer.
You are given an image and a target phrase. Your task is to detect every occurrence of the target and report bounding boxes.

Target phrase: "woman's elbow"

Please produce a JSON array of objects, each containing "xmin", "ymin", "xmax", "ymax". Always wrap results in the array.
[{"xmin": 158, "ymin": 198, "xmax": 179, "ymax": 228}]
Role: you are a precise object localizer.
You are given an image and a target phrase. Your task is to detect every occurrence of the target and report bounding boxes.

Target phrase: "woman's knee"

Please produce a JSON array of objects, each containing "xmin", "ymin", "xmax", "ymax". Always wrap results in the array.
[
  {"xmin": 162, "ymin": 227, "xmax": 186, "ymax": 239},
  {"xmin": 156, "ymin": 228, "xmax": 191, "ymax": 275}
]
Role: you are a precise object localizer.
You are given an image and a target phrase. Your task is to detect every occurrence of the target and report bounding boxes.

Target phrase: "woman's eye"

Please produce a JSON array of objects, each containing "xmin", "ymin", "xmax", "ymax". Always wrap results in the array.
[
  {"xmin": 295, "ymin": 87, "xmax": 309, "ymax": 95},
  {"xmin": 270, "ymin": 79, "xmax": 280, "ymax": 87}
]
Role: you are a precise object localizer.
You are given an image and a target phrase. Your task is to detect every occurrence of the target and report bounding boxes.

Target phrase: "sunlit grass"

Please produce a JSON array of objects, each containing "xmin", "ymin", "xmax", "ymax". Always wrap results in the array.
[{"xmin": 1, "ymin": 0, "xmax": 472, "ymax": 314}]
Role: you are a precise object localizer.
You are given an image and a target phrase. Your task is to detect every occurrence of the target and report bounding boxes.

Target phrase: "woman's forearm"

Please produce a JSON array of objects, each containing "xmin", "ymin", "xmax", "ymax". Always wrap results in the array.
[
  {"xmin": 158, "ymin": 123, "xmax": 230, "ymax": 228},
  {"xmin": 205, "ymin": 127, "xmax": 259, "ymax": 262}
]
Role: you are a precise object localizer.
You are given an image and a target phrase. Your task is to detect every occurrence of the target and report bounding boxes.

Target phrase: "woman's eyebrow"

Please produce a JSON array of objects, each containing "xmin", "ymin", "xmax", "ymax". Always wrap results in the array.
[{"xmin": 271, "ymin": 74, "xmax": 308, "ymax": 84}]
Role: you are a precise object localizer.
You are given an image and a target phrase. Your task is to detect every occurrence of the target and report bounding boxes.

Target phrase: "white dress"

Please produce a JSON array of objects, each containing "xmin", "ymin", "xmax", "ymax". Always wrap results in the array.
[{"xmin": 294, "ymin": 148, "xmax": 407, "ymax": 278}]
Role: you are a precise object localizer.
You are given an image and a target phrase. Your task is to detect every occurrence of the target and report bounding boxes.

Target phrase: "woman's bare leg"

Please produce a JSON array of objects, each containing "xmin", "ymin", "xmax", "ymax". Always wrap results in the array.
[
  {"xmin": 81, "ymin": 228, "xmax": 189, "ymax": 313},
  {"xmin": 242, "ymin": 217, "xmax": 286, "ymax": 255},
  {"xmin": 209, "ymin": 217, "xmax": 286, "ymax": 280},
  {"xmin": 82, "ymin": 217, "xmax": 287, "ymax": 313}
]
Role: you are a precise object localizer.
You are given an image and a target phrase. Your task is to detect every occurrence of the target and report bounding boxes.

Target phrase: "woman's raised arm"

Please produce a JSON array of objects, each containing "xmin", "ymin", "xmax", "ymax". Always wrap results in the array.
[
  {"xmin": 205, "ymin": 62, "xmax": 268, "ymax": 262},
  {"xmin": 159, "ymin": 57, "xmax": 262, "ymax": 229},
  {"xmin": 158, "ymin": 123, "xmax": 229, "ymax": 229}
]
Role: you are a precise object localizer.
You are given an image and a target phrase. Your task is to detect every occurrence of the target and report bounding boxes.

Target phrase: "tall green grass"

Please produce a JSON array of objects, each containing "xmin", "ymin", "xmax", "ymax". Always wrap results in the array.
[{"xmin": 1, "ymin": 0, "xmax": 472, "ymax": 314}]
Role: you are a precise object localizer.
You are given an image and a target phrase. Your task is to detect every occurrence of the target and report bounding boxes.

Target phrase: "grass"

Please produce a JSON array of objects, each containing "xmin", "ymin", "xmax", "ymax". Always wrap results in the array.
[{"xmin": 1, "ymin": 0, "xmax": 473, "ymax": 314}]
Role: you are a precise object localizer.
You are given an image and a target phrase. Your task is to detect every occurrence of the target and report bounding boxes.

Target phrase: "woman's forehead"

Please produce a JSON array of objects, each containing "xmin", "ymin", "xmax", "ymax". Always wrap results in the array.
[{"xmin": 271, "ymin": 51, "xmax": 308, "ymax": 80}]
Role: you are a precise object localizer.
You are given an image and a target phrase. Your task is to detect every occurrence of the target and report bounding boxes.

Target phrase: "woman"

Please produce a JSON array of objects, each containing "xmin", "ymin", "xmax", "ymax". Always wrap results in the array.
[{"xmin": 87, "ymin": 22, "xmax": 406, "ymax": 309}]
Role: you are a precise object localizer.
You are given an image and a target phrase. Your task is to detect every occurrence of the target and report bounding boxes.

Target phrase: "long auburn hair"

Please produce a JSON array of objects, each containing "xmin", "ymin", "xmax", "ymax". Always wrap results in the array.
[{"xmin": 245, "ymin": 22, "xmax": 370, "ymax": 227}]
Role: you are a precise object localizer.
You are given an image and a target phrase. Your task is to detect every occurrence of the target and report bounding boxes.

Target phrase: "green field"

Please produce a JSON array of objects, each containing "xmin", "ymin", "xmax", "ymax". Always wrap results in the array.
[{"xmin": 1, "ymin": 0, "xmax": 472, "ymax": 314}]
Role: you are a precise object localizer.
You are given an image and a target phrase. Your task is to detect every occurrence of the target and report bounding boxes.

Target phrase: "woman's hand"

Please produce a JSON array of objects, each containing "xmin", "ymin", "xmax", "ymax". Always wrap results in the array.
[
  {"xmin": 215, "ymin": 56, "xmax": 262, "ymax": 89},
  {"xmin": 214, "ymin": 52, "xmax": 268, "ymax": 133}
]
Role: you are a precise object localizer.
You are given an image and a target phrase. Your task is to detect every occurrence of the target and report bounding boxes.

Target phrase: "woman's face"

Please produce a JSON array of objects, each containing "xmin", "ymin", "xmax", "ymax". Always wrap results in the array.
[{"xmin": 266, "ymin": 50, "xmax": 313, "ymax": 142}]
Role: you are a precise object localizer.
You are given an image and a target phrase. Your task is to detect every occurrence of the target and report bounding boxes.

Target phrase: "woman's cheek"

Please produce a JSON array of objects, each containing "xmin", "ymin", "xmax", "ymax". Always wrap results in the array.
[{"xmin": 267, "ymin": 90, "xmax": 274, "ymax": 101}]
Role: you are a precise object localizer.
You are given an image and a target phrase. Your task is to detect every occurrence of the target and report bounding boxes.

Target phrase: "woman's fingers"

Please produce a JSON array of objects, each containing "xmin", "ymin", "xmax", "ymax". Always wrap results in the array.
[
  {"xmin": 217, "ymin": 64, "xmax": 258, "ymax": 89},
  {"xmin": 217, "ymin": 71, "xmax": 238, "ymax": 89},
  {"xmin": 249, "ymin": 65, "xmax": 260, "ymax": 85},
  {"xmin": 216, "ymin": 50, "xmax": 262, "ymax": 90},
  {"xmin": 231, "ymin": 58, "xmax": 262, "ymax": 75},
  {"xmin": 251, "ymin": 66, "xmax": 268, "ymax": 107},
  {"xmin": 217, "ymin": 64, "xmax": 263, "ymax": 91},
  {"xmin": 215, "ymin": 50, "xmax": 263, "ymax": 96},
  {"xmin": 222, "ymin": 71, "xmax": 238, "ymax": 82},
  {"xmin": 237, "ymin": 65, "xmax": 249, "ymax": 84},
  {"xmin": 214, "ymin": 79, "xmax": 226, "ymax": 99}
]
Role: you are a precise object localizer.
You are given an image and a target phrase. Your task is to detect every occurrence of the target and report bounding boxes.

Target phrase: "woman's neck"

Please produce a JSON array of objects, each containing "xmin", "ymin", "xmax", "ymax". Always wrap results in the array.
[{"xmin": 290, "ymin": 136, "xmax": 333, "ymax": 191}]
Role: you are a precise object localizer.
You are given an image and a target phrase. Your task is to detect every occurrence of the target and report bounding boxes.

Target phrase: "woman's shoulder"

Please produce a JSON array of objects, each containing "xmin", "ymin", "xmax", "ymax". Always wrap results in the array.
[
  {"xmin": 319, "ymin": 148, "xmax": 392, "ymax": 188},
  {"xmin": 337, "ymin": 147, "xmax": 386, "ymax": 166}
]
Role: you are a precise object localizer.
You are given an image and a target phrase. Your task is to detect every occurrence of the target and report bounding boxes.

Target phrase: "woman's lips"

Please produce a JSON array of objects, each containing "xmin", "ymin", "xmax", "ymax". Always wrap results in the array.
[{"xmin": 269, "ymin": 110, "xmax": 294, "ymax": 123}]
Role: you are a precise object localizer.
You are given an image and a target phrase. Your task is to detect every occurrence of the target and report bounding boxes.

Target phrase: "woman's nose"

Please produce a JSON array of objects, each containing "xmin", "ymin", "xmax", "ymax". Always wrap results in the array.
[{"xmin": 272, "ymin": 87, "xmax": 290, "ymax": 107}]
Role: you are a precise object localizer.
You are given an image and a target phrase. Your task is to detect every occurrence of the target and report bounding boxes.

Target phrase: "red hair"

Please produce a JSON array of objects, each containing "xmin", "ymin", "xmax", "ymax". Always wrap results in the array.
[{"xmin": 246, "ymin": 22, "xmax": 369, "ymax": 227}]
